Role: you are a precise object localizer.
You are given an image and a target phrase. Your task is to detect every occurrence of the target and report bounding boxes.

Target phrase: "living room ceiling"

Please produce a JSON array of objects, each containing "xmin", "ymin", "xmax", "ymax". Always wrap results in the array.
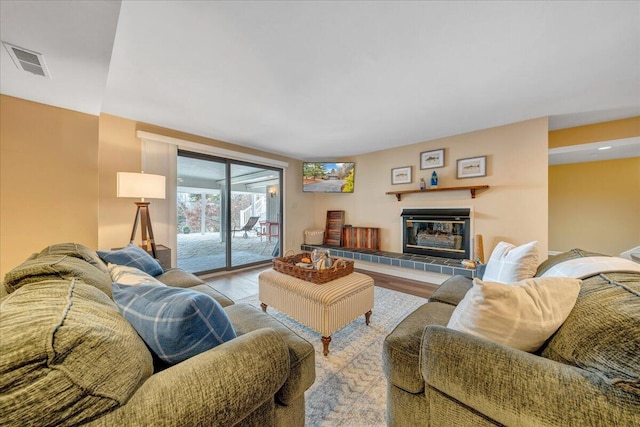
[{"xmin": 1, "ymin": 1, "xmax": 639, "ymax": 161}]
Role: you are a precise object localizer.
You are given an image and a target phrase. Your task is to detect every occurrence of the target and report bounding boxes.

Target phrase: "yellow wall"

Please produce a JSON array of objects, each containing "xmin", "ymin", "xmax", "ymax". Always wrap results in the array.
[
  {"xmin": 313, "ymin": 118, "xmax": 550, "ymax": 261},
  {"xmin": 549, "ymin": 158, "xmax": 640, "ymax": 255},
  {"xmin": 0, "ymin": 95, "xmax": 551, "ymax": 276},
  {"xmin": 97, "ymin": 114, "xmax": 314, "ymax": 257},
  {"xmin": 548, "ymin": 117, "xmax": 640, "ymax": 255},
  {"xmin": 0, "ymin": 95, "xmax": 99, "ymax": 276},
  {"xmin": 97, "ymin": 114, "xmax": 143, "ymax": 252},
  {"xmin": 0, "ymin": 97, "xmax": 310, "ymax": 276},
  {"xmin": 549, "ymin": 117, "xmax": 640, "ymax": 148}
]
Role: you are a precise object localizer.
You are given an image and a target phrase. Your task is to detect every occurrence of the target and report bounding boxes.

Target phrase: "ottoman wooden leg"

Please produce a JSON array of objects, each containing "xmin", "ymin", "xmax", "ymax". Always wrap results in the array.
[
  {"xmin": 321, "ymin": 336, "xmax": 332, "ymax": 356},
  {"xmin": 260, "ymin": 303, "xmax": 268, "ymax": 312},
  {"xmin": 365, "ymin": 310, "xmax": 372, "ymax": 325}
]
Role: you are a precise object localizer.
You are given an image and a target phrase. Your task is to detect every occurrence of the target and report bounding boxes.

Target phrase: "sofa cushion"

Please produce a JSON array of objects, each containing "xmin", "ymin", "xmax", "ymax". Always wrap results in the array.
[
  {"xmin": 188, "ymin": 283, "xmax": 235, "ymax": 307},
  {"xmin": 154, "ymin": 269, "xmax": 234, "ymax": 307},
  {"xmin": 112, "ymin": 284, "xmax": 237, "ymax": 364},
  {"xmin": 108, "ymin": 263, "xmax": 166, "ymax": 286},
  {"xmin": 483, "ymin": 241, "xmax": 538, "ymax": 283},
  {"xmin": 0, "ymin": 279, "xmax": 153, "ymax": 427},
  {"xmin": 428, "ymin": 275, "xmax": 473, "ymax": 306},
  {"xmin": 382, "ymin": 301, "xmax": 456, "ymax": 393},
  {"xmin": 225, "ymin": 303, "xmax": 316, "ymax": 405},
  {"xmin": 38, "ymin": 242, "xmax": 109, "ymax": 274},
  {"xmin": 541, "ymin": 272, "xmax": 640, "ymax": 394},
  {"xmin": 97, "ymin": 244, "xmax": 163, "ymax": 277},
  {"xmin": 447, "ymin": 277, "xmax": 581, "ymax": 352},
  {"xmin": 3, "ymin": 255, "xmax": 113, "ymax": 297}
]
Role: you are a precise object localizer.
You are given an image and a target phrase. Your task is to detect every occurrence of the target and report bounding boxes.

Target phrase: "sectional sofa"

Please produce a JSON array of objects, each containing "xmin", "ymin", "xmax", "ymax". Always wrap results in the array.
[
  {"xmin": 0, "ymin": 243, "xmax": 315, "ymax": 427},
  {"xmin": 383, "ymin": 248, "xmax": 640, "ymax": 426}
]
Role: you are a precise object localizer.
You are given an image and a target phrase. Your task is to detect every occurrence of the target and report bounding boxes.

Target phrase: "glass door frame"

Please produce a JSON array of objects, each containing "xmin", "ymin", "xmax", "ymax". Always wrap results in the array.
[{"xmin": 177, "ymin": 149, "xmax": 283, "ymax": 274}]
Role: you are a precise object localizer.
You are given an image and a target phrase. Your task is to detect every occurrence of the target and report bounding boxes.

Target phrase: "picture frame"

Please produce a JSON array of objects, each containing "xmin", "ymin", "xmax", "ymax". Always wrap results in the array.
[
  {"xmin": 420, "ymin": 148, "xmax": 445, "ymax": 169},
  {"xmin": 391, "ymin": 166, "xmax": 412, "ymax": 185},
  {"xmin": 456, "ymin": 156, "xmax": 487, "ymax": 179}
]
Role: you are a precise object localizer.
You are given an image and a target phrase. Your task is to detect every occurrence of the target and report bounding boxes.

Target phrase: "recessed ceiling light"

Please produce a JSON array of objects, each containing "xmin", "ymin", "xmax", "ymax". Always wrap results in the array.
[{"xmin": 598, "ymin": 146, "xmax": 612, "ymax": 151}]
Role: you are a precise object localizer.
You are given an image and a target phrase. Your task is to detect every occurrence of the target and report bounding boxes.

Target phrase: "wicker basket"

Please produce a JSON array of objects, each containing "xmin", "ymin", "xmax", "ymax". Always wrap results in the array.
[
  {"xmin": 272, "ymin": 252, "xmax": 354, "ymax": 284},
  {"xmin": 304, "ymin": 229, "xmax": 325, "ymax": 245}
]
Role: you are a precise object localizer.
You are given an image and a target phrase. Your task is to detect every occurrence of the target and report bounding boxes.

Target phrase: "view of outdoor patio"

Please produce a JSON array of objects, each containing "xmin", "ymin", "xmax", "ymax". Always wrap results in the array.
[
  {"xmin": 176, "ymin": 154, "xmax": 282, "ymax": 273},
  {"xmin": 176, "ymin": 189, "xmax": 279, "ymax": 273}
]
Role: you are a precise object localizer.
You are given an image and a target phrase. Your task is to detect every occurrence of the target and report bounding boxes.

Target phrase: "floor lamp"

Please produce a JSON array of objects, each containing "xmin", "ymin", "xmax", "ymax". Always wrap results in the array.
[{"xmin": 117, "ymin": 172, "xmax": 166, "ymax": 258}]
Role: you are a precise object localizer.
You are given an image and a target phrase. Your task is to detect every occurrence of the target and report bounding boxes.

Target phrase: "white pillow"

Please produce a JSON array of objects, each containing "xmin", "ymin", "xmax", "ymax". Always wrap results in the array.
[
  {"xmin": 447, "ymin": 277, "xmax": 581, "ymax": 352},
  {"xmin": 483, "ymin": 241, "xmax": 538, "ymax": 283},
  {"xmin": 108, "ymin": 263, "xmax": 166, "ymax": 286}
]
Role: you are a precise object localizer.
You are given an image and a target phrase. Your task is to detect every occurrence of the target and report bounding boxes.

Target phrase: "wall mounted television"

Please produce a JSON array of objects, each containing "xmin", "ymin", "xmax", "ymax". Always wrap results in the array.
[{"xmin": 303, "ymin": 162, "xmax": 355, "ymax": 193}]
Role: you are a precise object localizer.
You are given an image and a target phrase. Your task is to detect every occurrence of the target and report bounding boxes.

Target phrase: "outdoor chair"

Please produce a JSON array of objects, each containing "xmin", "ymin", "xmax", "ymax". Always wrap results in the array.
[{"xmin": 232, "ymin": 216, "xmax": 260, "ymax": 238}]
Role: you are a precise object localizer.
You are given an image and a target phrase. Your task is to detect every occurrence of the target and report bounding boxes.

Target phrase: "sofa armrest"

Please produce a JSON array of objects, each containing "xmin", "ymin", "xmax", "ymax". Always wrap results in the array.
[
  {"xmin": 89, "ymin": 328, "xmax": 290, "ymax": 427},
  {"xmin": 155, "ymin": 268, "xmax": 205, "ymax": 287},
  {"xmin": 421, "ymin": 326, "xmax": 640, "ymax": 427}
]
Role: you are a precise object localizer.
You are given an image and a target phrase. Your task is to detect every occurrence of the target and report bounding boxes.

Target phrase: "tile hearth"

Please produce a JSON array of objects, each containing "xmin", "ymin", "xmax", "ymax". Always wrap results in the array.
[{"xmin": 301, "ymin": 244, "xmax": 477, "ymax": 278}]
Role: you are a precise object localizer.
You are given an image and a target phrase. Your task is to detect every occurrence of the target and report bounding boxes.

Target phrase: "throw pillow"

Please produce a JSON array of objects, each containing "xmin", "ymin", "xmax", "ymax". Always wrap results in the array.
[
  {"xmin": 97, "ymin": 244, "xmax": 163, "ymax": 277},
  {"xmin": 482, "ymin": 241, "xmax": 538, "ymax": 283},
  {"xmin": 447, "ymin": 277, "xmax": 582, "ymax": 352},
  {"xmin": 111, "ymin": 284, "xmax": 237, "ymax": 364},
  {"xmin": 108, "ymin": 263, "xmax": 166, "ymax": 286}
]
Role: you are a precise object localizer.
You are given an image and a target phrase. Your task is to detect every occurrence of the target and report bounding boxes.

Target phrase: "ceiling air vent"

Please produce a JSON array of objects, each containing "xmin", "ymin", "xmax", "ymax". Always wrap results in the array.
[{"xmin": 2, "ymin": 42, "xmax": 51, "ymax": 78}]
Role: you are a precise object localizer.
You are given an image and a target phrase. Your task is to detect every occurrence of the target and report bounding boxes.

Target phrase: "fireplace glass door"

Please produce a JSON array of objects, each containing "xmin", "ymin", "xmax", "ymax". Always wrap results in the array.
[
  {"xmin": 402, "ymin": 208, "xmax": 471, "ymax": 259},
  {"xmin": 406, "ymin": 219, "xmax": 466, "ymax": 255}
]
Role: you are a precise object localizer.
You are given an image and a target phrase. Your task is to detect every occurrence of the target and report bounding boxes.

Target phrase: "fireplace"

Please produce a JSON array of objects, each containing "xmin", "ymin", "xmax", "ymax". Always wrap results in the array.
[{"xmin": 401, "ymin": 208, "xmax": 471, "ymax": 259}]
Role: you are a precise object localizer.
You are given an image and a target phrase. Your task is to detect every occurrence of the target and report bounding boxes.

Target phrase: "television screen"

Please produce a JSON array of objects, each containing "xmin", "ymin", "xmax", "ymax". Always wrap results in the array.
[{"xmin": 303, "ymin": 162, "xmax": 355, "ymax": 193}]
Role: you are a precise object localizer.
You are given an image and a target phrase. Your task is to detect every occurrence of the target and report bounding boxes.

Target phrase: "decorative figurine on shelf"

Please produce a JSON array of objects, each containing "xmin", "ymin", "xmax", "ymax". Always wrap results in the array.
[
  {"xmin": 419, "ymin": 177, "xmax": 426, "ymax": 190},
  {"xmin": 430, "ymin": 170, "xmax": 439, "ymax": 188}
]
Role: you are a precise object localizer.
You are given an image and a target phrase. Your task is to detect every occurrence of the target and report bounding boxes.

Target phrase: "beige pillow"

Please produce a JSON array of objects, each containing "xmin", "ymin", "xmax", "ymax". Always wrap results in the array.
[
  {"xmin": 482, "ymin": 241, "xmax": 538, "ymax": 283},
  {"xmin": 447, "ymin": 277, "xmax": 581, "ymax": 352},
  {"xmin": 108, "ymin": 263, "xmax": 166, "ymax": 286}
]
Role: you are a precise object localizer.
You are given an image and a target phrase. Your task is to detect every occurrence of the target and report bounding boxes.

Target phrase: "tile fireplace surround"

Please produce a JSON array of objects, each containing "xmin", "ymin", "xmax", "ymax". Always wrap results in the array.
[{"xmin": 300, "ymin": 244, "xmax": 477, "ymax": 279}]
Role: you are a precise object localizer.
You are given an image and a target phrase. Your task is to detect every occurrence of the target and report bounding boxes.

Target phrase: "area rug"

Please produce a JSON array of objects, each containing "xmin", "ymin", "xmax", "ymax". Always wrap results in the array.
[{"xmin": 238, "ymin": 286, "xmax": 428, "ymax": 426}]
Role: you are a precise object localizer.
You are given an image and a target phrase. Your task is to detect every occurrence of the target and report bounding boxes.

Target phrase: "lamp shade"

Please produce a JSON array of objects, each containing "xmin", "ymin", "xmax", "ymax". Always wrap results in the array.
[{"xmin": 117, "ymin": 172, "xmax": 166, "ymax": 199}]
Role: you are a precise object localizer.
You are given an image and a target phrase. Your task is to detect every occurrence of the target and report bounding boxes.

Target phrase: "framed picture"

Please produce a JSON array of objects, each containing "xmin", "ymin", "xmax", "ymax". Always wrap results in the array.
[
  {"xmin": 457, "ymin": 156, "xmax": 486, "ymax": 179},
  {"xmin": 391, "ymin": 166, "xmax": 412, "ymax": 185},
  {"xmin": 420, "ymin": 149, "xmax": 444, "ymax": 169}
]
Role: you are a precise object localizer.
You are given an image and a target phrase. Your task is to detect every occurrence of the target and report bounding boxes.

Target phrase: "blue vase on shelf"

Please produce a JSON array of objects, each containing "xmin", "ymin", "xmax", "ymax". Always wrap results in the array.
[{"xmin": 430, "ymin": 171, "xmax": 438, "ymax": 188}]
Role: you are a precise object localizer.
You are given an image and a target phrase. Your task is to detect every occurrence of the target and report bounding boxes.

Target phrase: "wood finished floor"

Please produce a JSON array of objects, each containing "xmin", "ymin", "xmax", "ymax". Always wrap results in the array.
[{"xmin": 203, "ymin": 265, "xmax": 437, "ymax": 301}]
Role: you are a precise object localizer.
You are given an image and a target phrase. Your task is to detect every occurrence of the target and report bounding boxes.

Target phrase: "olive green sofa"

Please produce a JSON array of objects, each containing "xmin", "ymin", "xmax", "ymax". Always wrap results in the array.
[
  {"xmin": 383, "ymin": 249, "xmax": 640, "ymax": 426},
  {"xmin": 1, "ymin": 243, "xmax": 315, "ymax": 427}
]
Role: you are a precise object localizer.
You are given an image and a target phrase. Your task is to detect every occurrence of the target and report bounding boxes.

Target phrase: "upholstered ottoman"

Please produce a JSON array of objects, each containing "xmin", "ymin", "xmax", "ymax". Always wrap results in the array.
[{"xmin": 259, "ymin": 269, "xmax": 374, "ymax": 355}]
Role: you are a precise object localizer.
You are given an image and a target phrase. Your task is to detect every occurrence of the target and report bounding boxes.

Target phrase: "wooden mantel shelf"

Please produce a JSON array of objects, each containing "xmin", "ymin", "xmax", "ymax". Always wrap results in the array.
[{"xmin": 386, "ymin": 185, "xmax": 489, "ymax": 201}]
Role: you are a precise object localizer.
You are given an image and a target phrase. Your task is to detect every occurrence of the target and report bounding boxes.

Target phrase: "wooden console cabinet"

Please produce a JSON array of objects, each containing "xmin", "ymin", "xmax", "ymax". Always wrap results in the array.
[
  {"xmin": 342, "ymin": 227, "xmax": 380, "ymax": 250},
  {"xmin": 150, "ymin": 244, "xmax": 172, "ymax": 270}
]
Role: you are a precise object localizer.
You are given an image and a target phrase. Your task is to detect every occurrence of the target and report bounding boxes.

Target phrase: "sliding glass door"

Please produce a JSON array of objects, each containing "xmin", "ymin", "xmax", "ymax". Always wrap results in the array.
[
  {"xmin": 229, "ymin": 163, "xmax": 280, "ymax": 267},
  {"xmin": 176, "ymin": 154, "xmax": 227, "ymax": 272},
  {"xmin": 176, "ymin": 151, "xmax": 282, "ymax": 274}
]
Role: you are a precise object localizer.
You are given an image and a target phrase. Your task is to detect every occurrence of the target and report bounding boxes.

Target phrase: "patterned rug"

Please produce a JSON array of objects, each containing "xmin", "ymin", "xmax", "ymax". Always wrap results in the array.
[{"xmin": 238, "ymin": 286, "xmax": 428, "ymax": 426}]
